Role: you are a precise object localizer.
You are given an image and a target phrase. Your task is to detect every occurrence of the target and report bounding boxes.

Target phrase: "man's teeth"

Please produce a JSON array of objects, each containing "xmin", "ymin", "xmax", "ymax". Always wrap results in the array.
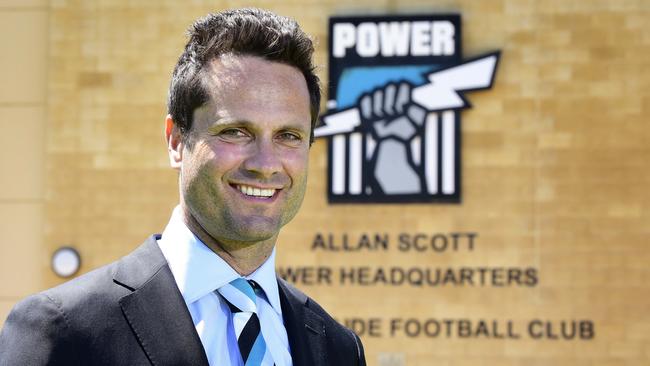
[{"xmin": 237, "ymin": 185, "xmax": 276, "ymax": 198}]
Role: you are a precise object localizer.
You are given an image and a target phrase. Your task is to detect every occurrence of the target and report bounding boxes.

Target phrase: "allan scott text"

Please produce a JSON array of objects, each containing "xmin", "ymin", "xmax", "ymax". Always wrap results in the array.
[{"xmin": 311, "ymin": 232, "xmax": 477, "ymax": 252}]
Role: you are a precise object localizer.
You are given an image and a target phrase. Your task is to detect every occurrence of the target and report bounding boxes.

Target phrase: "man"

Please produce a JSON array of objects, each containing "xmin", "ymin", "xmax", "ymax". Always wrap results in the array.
[{"xmin": 0, "ymin": 8, "xmax": 366, "ymax": 366}]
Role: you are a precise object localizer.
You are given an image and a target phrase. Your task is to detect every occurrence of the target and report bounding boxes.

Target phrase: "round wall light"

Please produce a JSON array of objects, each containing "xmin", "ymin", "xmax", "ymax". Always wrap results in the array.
[{"xmin": 51, "ymin": 247, "xmax": 81, "ymax": 278}]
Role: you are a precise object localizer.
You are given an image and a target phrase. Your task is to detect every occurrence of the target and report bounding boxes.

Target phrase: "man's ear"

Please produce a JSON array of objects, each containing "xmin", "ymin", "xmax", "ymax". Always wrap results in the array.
[{"xmin": 165, "ymin": 115, "xmax": 183, "ymax": 170}]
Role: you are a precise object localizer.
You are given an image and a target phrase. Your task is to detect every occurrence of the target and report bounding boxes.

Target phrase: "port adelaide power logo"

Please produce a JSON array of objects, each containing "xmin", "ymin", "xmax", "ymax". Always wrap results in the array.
[{"xmin": 315, "ymin": 15, "xmax": 500, "ymax": 203}]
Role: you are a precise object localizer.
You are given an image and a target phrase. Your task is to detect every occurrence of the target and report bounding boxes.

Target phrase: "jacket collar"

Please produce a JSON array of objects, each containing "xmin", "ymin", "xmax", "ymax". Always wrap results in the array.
[
  {"xmin": 113, "ymin": 236, "xmax": 326, "ymax": 366},
  {"xmin": 157, "ymin": 207, "xmax": 284, "ymax": 316},
  {"xmin": 114, "ymin": 235, "xmax": 209, "ymax": 366},
  {"xmin": 277, "ymin": 278, "xmax": 328, "ymax": 366}
]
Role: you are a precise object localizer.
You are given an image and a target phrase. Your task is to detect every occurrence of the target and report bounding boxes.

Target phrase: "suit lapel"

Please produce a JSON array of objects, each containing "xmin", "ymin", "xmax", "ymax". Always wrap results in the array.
[
  {"xmin": 278, "ymin": 279, "xmax": 328, "ymax": 366},
  {"xmin": 114, "ymin": 236, "xmax": 209, "ymax": 366}
]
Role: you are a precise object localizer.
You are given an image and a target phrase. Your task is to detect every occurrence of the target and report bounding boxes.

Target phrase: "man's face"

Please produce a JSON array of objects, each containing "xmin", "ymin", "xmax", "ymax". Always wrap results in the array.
[{"xmin": 173, "ymin": 55, "xmax": 311, "ymax": 246}]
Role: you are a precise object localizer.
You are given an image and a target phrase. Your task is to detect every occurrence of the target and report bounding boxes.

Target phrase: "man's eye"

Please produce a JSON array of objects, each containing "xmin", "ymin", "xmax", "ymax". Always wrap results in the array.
[
  {"xmin": 277, "ymin": 132, "xmax": 302, "ymax": 141},
  {"xmin": 219, "ymin": 128, "xmax": 249, "ymax": 139}
]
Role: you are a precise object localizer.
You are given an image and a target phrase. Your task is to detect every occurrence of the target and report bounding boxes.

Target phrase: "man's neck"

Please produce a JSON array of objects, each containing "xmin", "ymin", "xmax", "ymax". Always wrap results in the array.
[{"xmin": 181, "ymin": 210, "xmax": 276, "ymax": 276}]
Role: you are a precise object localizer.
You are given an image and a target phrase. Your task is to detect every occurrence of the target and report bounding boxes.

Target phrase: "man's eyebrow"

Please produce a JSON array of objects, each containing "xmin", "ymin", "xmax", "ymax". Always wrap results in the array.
[
  {"xmin": 277, "ymin": 123, "xmax": 310, "ymax": 133},
  {"xmin": 205, "ymin": 118, "xmax": 253, "ymax": 132},
  {"xmin": 208, "ymin": 118, "xmax": 248, "ymax": 128},
  {"xmin": 207, "ymin": 119, "xmax": 310, "ymax": 133}
]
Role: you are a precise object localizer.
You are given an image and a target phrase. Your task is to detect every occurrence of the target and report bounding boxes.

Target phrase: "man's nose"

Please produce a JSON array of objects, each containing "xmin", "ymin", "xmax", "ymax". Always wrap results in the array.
[{"xmin": 242, "ymin": 139, "xmax": 283, "ymax": 178}]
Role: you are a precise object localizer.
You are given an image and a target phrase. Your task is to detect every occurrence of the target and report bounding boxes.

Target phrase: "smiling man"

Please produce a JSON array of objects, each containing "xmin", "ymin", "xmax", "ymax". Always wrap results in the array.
[
  {"xmin": 0, "ymin": 8, "xmax": 366, "ymax": 366},
  {"xmin": 172, "ymin": 54, "xmax": 311, "ymax": 276}
]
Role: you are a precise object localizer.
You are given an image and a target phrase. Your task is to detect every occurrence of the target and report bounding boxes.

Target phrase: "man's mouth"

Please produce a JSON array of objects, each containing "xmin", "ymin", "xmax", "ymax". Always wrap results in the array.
[{"xmin": 235, "ymin": 184, "xmax": 277, "ymax": 199}]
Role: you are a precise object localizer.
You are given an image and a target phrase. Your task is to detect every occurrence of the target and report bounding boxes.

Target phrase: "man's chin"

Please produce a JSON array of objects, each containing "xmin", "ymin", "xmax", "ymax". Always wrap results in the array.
[{"xmin": 228, "ymin": 217, "xmax": 281, "ymax": 243}]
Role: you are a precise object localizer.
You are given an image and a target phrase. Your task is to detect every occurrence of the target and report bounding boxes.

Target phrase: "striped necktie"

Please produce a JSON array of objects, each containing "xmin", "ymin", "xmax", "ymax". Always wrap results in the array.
[{"xmin": 219, "ymin": 278, "xmax": 269, "ymax": 366}]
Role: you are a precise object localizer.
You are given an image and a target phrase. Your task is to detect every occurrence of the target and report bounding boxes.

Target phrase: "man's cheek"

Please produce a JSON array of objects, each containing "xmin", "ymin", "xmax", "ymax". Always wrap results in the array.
[
  {"xmin": 211, "ymin": 145, "xmax": 249, "ymax": 167},
  {"xmin": 285, "ymin": 150, "xmax": 310, "ymax": 170}
]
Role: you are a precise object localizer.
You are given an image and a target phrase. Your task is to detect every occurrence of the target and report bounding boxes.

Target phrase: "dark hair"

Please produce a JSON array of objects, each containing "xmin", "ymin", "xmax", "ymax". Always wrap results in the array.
[{"xmin": 167, "ymin": 8, "xmax": 320, "ymax": 144}]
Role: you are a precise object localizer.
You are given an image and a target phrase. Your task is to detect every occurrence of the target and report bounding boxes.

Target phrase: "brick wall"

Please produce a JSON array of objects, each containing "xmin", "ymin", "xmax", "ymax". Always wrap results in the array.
[{"xmin": 2, "ymin": 1, "xmax": 649, "ymax": 365}]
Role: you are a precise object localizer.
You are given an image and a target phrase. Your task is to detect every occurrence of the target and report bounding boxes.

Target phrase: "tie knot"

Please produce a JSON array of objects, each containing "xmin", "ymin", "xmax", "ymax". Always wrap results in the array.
[{"xmin": 218, "ymin": 278, "xmax": 262, "ymax": 313}]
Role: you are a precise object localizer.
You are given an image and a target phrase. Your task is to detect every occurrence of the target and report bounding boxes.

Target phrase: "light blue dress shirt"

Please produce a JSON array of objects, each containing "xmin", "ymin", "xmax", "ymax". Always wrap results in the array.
[{"xmin": 157, "ymin": 206, "xmax": 292, "ymax": 366}]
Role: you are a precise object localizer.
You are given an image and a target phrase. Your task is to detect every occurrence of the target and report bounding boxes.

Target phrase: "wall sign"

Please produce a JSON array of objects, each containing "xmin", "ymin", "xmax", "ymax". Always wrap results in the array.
[{"xmin": 316, "ymin": 15, "xmax": 500, "ymax": 203}]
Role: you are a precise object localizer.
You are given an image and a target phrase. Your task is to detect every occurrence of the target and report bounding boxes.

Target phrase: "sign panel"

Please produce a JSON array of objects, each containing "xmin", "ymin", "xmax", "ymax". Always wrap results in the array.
[{"xmin": 316, "ymin": 15, "xmax": 499, "ymax": 203}]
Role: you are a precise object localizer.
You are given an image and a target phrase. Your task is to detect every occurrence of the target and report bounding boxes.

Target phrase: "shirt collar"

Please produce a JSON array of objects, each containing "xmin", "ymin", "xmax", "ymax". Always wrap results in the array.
[{"xmin": 157, "ymin": 206, "xmax": 283, "ymax": 316}]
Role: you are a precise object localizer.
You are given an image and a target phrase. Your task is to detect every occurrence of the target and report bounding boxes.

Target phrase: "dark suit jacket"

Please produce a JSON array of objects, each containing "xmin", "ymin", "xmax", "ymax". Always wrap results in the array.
[{"xmin": 0, "ymin": 235, "xmax": 366, "ymax": 366}]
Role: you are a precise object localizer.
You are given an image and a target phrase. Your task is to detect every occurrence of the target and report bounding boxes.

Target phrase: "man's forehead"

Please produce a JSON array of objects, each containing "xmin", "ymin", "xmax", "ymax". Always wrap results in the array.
[
  {"xmin": 202, "ymin": 54, "xmax": 305, "ymax": 90},
  {"xmin": 192, "ymin": 54, "xmax": 312, "ymax": 128},
  {"xmin": 201, "ymin": 54, "xmax": 247, "ymax": 92}
]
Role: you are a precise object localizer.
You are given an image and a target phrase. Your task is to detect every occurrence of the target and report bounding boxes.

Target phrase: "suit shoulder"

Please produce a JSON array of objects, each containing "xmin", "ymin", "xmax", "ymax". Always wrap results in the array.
[
  {"xmin": 44, "ymin": 257, "xmax": 124, "ymax": 309},
  {"xmin": 42, "ymin": 235, "xmax": 164, "ymax": 312},
  {"xmin": 0, "ymin": 292, "xmax": 79, "ymax": 364},
  {"xmin": 13, "ymin": 236, "xmax": 163, "ymax": 335}
]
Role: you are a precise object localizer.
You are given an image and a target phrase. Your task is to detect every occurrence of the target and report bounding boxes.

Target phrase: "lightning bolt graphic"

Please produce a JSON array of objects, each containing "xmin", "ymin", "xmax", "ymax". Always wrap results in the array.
[{"xmin": 315, "ymin": 51, "xmax": 500, "ymax": 138}]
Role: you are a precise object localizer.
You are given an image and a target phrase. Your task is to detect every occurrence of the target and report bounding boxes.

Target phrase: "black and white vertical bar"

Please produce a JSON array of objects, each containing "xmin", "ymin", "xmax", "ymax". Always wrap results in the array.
[
  {"xmin": 331, "ymin": 132, "xmax": 363, "ymax": 195},
  {"xmin": 424, "ymin": 110, "xmax": 457, "ymax": 196}
]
